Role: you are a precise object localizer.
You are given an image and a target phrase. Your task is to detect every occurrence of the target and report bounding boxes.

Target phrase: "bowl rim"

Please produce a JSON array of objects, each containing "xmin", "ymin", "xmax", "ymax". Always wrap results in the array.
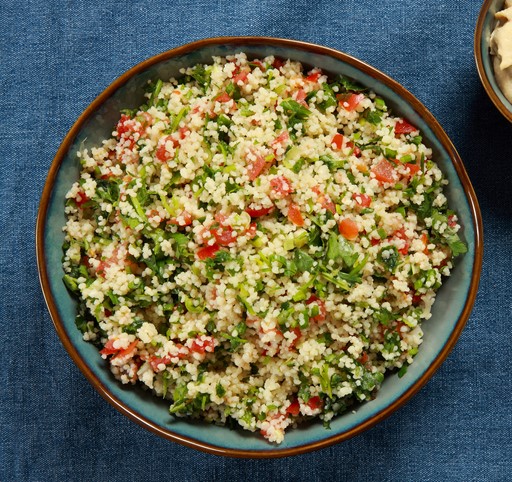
[
  {"xmin": 36, "ymin": 35, "xmax": 483, "ymax": 458},
  {"xmin": 474, "ymin": 0, "xmax": 512, "ymax": 123}
]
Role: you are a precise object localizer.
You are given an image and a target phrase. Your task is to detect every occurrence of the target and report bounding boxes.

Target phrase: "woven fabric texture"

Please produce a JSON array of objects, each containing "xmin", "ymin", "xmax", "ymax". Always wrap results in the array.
[{"xmin": 1, "ymin": 1, "xmax": 510, "ymax": 480}]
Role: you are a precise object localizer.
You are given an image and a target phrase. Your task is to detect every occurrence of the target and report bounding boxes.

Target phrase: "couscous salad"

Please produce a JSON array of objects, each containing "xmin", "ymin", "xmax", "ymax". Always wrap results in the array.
[{"xmin": 62, "ymin": 54, "xmax": 466, "ymax": 443}]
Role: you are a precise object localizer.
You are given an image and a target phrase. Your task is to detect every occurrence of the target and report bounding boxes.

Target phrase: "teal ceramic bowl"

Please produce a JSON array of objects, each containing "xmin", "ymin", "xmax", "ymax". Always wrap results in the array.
[
  {"xmin": 475, "ymin": 0, "xmax": 512, "ymax": 122},
  {"xmin": 37, "ymin": 37, "xmax": 483, "ymax": 458}
]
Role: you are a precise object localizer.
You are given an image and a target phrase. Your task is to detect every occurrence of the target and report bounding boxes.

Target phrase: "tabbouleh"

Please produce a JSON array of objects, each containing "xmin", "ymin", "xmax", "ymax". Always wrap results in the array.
[{"xmin": 62, "ymin": 53, "xmax": 467, "ymax": 443}]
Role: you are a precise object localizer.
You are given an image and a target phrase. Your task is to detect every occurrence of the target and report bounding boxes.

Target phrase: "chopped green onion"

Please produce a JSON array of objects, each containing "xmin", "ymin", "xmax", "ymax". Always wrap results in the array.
[
  {"xmin": 170, "ymin": 107, "xmax": 189, "ymax": 132},
  {"xmin": 375, "ymin": 98, "xmax": 387, "ymax": 111},
  {"xmin": 149, "ymin": 79, "xmax": 163, "ymax": 107},
  {"xmin": 399, "ymin": 154, "xmax": 414, "ymax": 163}
]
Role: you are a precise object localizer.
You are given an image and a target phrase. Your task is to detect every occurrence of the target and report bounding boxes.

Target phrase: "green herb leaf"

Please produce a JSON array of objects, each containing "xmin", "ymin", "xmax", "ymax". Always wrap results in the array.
[
  {"xmin": 317, "ymin": 83, "xmax": 337, "ymax": 112},
  {"xmin": 280, "ymin": 99, "xmax": 311, "ymax": 121},
  {"xmin": 326, "ymin": 232, "xmax": 358, "ymax": 268},
  {"xmin": 365, "ymin": 110, "xmax": 382, "ymax": 125},
  {"xmin": 373, "ymin": 308, "xmax": 397, "ymax": 326},
  {"xmin": 124, "ymin": 318, "xmax": 144, "ymax": 335},
  {"xmin": 337, "ymin": 75, "xmax": 367, "ymax": 93},
  {"xmin": 320, "ymin": 154, "xmax": 346, "ymax": 171},
  {"xmin": 225, "ymin": 81, "xmax": 241, "ymax": 100},
  {"xmin": 294, "ymin": 249, "xmax": 315, "ymax": 272},
  {"xmin": 216, "ymin": 382, "xmax": 226, "ymax": 397},
  {"xmin": 170, "ymin": 107, "xmax": 189, "ymax": 132},
  {"xmin": 414, "ymin": 192, "xmax": 434, "ymax": 220},
  {"xmin": 446, "ymin": 234, "xmax": 467, "ymax": 257},
  {"xmin": 148, "ymin": 79, "xmax": 163, "ymax": 107},
  {"xmin": 189, "ymin": 64, "xmax": 211, "ymax": 91},
  {"xmin": 377, "ymin": 245, "xmax": 399, "ymax": 273},
  {"xmin": 63, "ymin": 274, "xmax": 79, "ymax": 293}
]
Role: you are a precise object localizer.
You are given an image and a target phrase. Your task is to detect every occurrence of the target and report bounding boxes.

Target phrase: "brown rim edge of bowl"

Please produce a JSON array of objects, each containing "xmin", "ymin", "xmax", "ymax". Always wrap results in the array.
[
  {"xmin": 36, "ymin": 36, "xmax": 484, "ymax": 459},
  {"xmin": 474, "ymin": 0, "xmax": 512, "ymax": 123}
]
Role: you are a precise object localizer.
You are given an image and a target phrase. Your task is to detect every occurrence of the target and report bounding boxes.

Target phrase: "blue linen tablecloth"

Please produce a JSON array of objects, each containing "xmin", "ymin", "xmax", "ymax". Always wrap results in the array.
[{"xmin": 1, "ymin": 0, "xmax": 510, "ymax": 480}]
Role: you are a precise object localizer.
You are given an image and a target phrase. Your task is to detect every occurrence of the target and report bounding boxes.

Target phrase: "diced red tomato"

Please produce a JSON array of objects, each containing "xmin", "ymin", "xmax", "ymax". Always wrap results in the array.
[
  {"xmin": 352, "ymin": 192, "xmax": 372, "ymax": 208},
  {"xmin": 190, "ymin": 336, "xmax": 215, "ymax": 354},
  {"xmin": 168, "ymin": 211, "xmax": 193, "ymax": 227},
  {"xmin": 393, "ymin": 227, "xmax": 406, "ymax": 238},
  {"xmin": 412, "ymin": 293, "xmax": 423, "ymax": 305},
  {"xmin": 395, "ymin": 118, "xmax": 417, "ymax": 136},
  {"xmin": 173, "ymin": 343, "xmax": 190, "ymax": 359},
  {"xmin": 338, "ymin": 218, "xmax": 359, "ymax": 241},
  {"xmin": 370, "ymin": 237, "xmax": 381, "ymax": 246},
  {"xmin": 95, "ymin": 259, "xmax": 110, "ymax": 276},
  {"xmin": 214, "ymin": 212, "xmax": 230, "ymax": 226},
  {"xmin": 112, "ymin": 340, "xmax": 138, "ymax": 361},
  {"xmin": 295, "ymin": 88, "xmax": 308, "ymax": 106},
  {"xmin": 197, "ymin": 226, "xmax": 213, "ymax": 245},
  {"xmin": 359, "ymin": 352, "xmax": 369, "ymax": 364},
  {"xmin": 289, "ymin": 327, "xmax": 302, "ymax": 349},
  {"xmin": 337, "ymin": 93, "xmax": 365, "ymax": 112},
  {"xmin": 447, "ymin": 214, "xmax": 457, "ymax": 228},
  {"xmin": 100, "ymin": 171, "xmax": 115, "ymax": 180},
  {"xmin": 306, "ymin": 295, "xmax": 327, "ymax": 322},
  {"xmin": 272, "ymin": 58, "xmax": 285, "ymax": 69},
  {"xmin": 271, "ymin": 130, "xmax": 290, "ymax": 148},
  {"xmin": 155, "ymin": 144, "xmax": 171, "ymax": 162},
  {"xmin": 421, "ymin": 232, "xmax": 430, "ymax": 254},
  {"xmin": 305, "ymin": 71, "xmax": 321, "ymax": 83},
  {"xmin": 214, "ymin": 92, "xmax": 232, "ymax": 103},
  {"xmin": 210, "ymin": 225, "xmax": 237, "ymax": 246},
  {"xmin": 196, "ymin": 244, "xmax": 221, "ymax": 260},
  {"xmin": 116, "ymin": 114, "xmax": 134, "ymax": 136},
  {"xmin": 247, "ymin": 152, "xmax": 269, "ymax": 181},
  {"xmin": 96, "ymin": 247, "xmax": 120, "ymax": 276},
  {"xmin": 312, "ymin": 186, "xmax": 336, "ymax": 214},
  {"xmin": 322, "ymin": 197, "xmax": 336, "ymax": 214},
  {"xmin": 155, "ymin": 135, "xmax": 177, "ymax": 162},
  {"xmin": 286, "ymin": 398, "xmax": 301, "ymax": 416},
  {"xmin": 148, "ymin": 355, "xmax": 172, "ymax": 371},
  {"xmin": 270, "ymin": 176, "xmax": 294, "ymax": 198},
  {"xmin": 331, "ymin": 133, "xmax": 344, "ymax": 151},
  {"xmin": 245, "ymin": 205, "xmax": 275, "ymax": 218},
  {"xmin": 178, "ymin": 126, "xmax": 190, "ymax": 139},
  {"xmin": 148, "ymin": 208, "xmax": 162, "ymax": 220},
  {"xmin": 106, "ymin": 148, "xmax": 116, "ymax": 160},
  {"xmin": 100, "ymin": 338, "xmax": 119, "ymax": 356},
  {"xmin": 245, "ymin": 222, "xmax": 258, "ymax": 239},
  {"xmin": 250, "ymin": 59, "xmax": 267, "ymax": 71},
  {"xmin": 233, "ymin": 69, "xmax": 249, "ymax": 84},
  {"xmin": 394, "ymin": 228, "xmax": 411, "ymax": 255},
  {"xmin": 346, "ymin": 140, "xmax": 362, "ymax": 157},
  {"xmin": 404, "ymin": 163, "xmax": 420, "ymax": 178},
  {"xmin": 75, "ymin": 190, "xmax": 89, "ymax": 207},
  {"xmin": 288, "ymin": 203, "xmax": 304, "ymax": 226},
  {"xmin": 372, "ymin": 159, "xmax": 396, "ymax": 184},
  {"xmin": 395, "ymin": 321, "xmax": 406, "ymax": 336},
  {"xmin": 139, "ymin": 111, "xmax": 153, "ymax": 126},
  {"xmin": 307, "ymin": 396, "xmax": 323, "ymax": 410}
]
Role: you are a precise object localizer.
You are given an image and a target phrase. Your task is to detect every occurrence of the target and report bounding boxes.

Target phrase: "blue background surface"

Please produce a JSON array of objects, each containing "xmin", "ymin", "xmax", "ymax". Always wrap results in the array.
[{"xmin": 1, "ymin": 0, "xmax": 510, "ymax": 480}]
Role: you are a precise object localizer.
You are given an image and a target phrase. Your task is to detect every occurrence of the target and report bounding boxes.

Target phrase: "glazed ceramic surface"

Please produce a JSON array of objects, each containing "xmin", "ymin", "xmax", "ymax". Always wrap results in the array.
[
  {"xmin": 37, "ymin": 37, "xmax": 482, "ymax": 457},
  {"xmin": 475, "ymin": 0, "xmax": 512, "ymax": 122}
]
